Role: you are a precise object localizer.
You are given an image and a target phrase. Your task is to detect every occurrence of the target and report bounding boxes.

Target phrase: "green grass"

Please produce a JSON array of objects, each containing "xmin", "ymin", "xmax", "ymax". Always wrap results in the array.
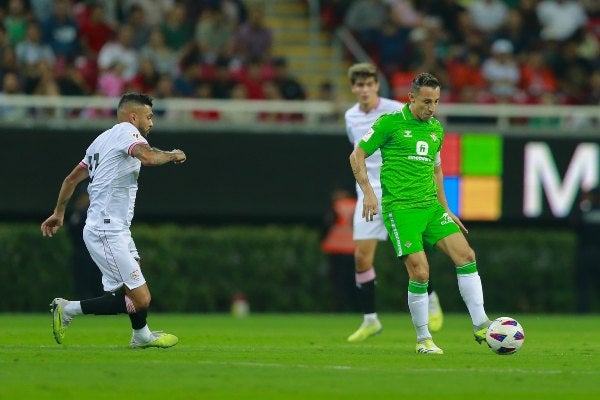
[{"xmin": 0, "ymin": 313, "xmax": 599, "ymax": 399}]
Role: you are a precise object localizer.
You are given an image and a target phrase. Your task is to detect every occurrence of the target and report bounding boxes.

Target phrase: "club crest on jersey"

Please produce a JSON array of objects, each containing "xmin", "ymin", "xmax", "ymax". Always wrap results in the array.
[
  {"xmin": 404, "ymin": 130, "xmax": 412, "ymax": 137},
  {"xmin": 130, "ymin": 132, "xmax": 140, "ymax": 139},
  {"xmin": 430, "ymin": 133, "xmax": 438, "ymax": 142}
]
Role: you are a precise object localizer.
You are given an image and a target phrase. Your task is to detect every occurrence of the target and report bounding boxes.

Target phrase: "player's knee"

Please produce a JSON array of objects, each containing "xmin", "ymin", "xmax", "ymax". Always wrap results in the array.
[{"xmin": 354, "ymin": 248, "xmax": 373, "ymax": 271}]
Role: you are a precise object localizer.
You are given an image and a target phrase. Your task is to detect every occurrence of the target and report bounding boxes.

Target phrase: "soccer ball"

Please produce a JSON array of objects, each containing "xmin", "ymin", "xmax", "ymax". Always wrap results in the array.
[{"xmin": 485, "ymin": 317, "xmax": 525, "ymax": 355}]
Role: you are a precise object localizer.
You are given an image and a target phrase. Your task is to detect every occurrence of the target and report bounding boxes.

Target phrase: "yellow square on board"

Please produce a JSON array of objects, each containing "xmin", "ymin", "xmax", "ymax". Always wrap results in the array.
[{"xmin": 460, "ymin": 177, "xmax": 501, "ymax": 221}]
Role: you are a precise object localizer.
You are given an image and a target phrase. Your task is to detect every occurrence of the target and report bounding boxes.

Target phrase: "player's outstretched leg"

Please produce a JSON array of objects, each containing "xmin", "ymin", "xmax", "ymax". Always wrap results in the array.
[
  {"xmin": 348, "ymin": 268, "xmax": 382, "ymax": 342},
  {"xmin": 50, "ymin": 298, "xmax": 72, "ymax": 344},
  {"xmin": 455, "ymin": 262, "xmax": 492, "ymax": 344}
]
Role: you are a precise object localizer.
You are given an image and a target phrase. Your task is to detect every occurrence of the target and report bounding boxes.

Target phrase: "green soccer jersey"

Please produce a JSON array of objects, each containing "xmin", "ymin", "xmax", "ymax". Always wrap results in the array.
[{"xmin": 358, "ymin": 103, "xmax": 444, "ymax": 212}]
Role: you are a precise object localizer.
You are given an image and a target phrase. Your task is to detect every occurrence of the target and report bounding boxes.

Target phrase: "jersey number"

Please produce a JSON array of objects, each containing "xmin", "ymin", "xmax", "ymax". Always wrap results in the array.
[{"xmin": 88, "ymin": 153, "xmax": 99, "ymax": 172}]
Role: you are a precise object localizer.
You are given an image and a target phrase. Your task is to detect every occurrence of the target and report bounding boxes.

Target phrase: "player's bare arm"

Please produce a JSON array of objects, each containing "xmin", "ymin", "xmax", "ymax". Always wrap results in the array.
[
  {"xmin": 41, "ymin": 164, "xmax": 89, "ymax": 237},
  {"xmin": 434, "ymin": 165, "xmax": 468, "ymax": 234},
  {"xmin": 131, "ymin": 143, "xmax": 187, "ymax": 166},
  {"xmin": 349, "ymin": 146, "xmax": 378, "ymax": 221}
]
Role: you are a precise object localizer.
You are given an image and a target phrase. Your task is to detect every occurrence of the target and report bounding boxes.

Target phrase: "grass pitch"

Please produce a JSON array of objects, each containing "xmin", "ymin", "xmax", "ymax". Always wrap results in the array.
[{"xmin": 0, "ymin": 313, "xmax": 598, "ymax": 399}]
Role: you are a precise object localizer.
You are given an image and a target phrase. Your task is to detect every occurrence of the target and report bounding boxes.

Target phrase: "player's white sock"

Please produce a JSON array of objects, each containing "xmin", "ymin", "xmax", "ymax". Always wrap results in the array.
[
  {"xmin": 63, "ymin": 301, "xmax": 82, "ymax": 318},
  {"xmin": 363, "ymin": 312, "xmax": 379, "ymax": 324},
  {"xmin": 408, "ymin": 280, "xmax": 431, "ymax": 341},
  {"xmin": 133, "ymin": 324, "xmax": 153, "ymax": 343},
  {"xmin": 456, "ymin": 262, "xmax": 489, "ymax": 327}
]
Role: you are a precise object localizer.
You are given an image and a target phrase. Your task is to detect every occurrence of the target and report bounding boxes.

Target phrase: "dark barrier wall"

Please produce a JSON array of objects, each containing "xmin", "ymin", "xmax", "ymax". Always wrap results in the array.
[
  {"xmin": 1, "ymin": 128, "xmax": 355, "ymax": 224},
  {"xmin": 2, "ymin": 128, "xmax": 598, "ymax": 224}
]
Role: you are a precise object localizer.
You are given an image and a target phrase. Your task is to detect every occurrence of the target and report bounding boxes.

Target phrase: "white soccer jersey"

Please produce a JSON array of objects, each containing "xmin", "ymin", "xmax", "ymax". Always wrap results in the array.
[
  {"xmin": 346, "ymin": 97, "xmax": 403, "ymax": 193},
  {"xmin": 346, "ymin": 97, "xmax": 403, "ymax": 240},
  {"xmin": 79, "ymin": 122, "xmax": 148, "ymax": 231}
]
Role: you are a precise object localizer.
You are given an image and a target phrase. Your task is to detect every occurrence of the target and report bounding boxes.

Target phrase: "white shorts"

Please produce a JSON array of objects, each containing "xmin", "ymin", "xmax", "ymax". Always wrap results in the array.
[
  {"xmin": 83, "ymin": 225, "xmax": 146, "ymax": 292},
  {"xmin": 353, "ymin": 191, "xmax": 388, "ymax": 241}
]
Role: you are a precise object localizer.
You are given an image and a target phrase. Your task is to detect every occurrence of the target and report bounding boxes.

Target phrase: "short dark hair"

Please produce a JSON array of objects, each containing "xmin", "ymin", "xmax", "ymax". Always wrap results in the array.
[
  {"xmin": 410, "ymin": 72, "xmax": 440, "ymax": 93},
  {"xmin": 117, "ymin": 93, "xmax": 153, "ymax": 111}
]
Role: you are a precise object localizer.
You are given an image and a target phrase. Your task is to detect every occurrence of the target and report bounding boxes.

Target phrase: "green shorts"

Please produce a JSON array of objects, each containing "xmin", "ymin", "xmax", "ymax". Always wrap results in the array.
[{"xmin": 383, "ymin": 203, "xmax": 460, "ymax": 257}]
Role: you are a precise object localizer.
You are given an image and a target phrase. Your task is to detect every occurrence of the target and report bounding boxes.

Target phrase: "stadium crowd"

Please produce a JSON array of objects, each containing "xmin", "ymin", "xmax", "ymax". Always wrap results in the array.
[
  {"xmin": 322, "ymin": 0, "xmax": 599, "ymax": 106},
  {"xmin": 0, "ymin": 0, "xmax": 598, "ymax": 110}
]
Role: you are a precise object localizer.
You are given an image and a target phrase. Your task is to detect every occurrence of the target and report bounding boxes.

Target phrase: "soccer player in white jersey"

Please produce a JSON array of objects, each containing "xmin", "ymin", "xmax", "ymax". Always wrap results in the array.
[
  {"xmin": 345, "ymin": 63, "xmax": 444, "ymax": 342},
  {"xmin": 41, "ymin": 93, "xmax": 186, "ymax": 348}
]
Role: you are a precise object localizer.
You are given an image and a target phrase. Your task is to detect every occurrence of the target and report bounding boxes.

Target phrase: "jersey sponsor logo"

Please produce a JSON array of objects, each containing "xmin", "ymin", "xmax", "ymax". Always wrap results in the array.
[
  {"xmin": 416, "ymin": 141, "xmax": 429, "ymax": 155},
  {"xmin": 407, "ymin": 155, "xmax": 431, "ymax": 162},
  {"xmin": 440, "ymin": 213, "xmax": 455, "ymax": 225},
  {"xmin": 130, "ymin": 131, "xmax": 140, "ymax": 139},
  {"xmin": 130, "ymin": 269, "xmax": 141, "ymax": 281},
  {"xmin": 362, "ymin": 128, "xmax": 374, "ymax": 141},
  {"xmin": 404, "ymin": 130, "xmax": 412, "ymax": 137}
]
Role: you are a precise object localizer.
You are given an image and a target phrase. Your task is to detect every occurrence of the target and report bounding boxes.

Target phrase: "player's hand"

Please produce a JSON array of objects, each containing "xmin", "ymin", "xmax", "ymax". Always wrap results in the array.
[
  {"xmin": 41, "ymin": 214, "xmax": 63, "ymax": 237},
  {"xmin": 362, "ymin": 193, "xmax": 378, "ymax": 222},
  {"xmin": 171, "ymin": 149, "xmax": 186, "ymax": 164}
]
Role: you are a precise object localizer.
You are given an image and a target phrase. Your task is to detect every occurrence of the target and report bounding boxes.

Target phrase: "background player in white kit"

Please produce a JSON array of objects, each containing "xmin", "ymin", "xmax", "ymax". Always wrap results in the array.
[
  {"xmin": 41, "ymin": 93, "xmax": 186, "ymax": 348},
  {"xmin": 345, "ymin": 63, "xmax": 444, "ymax": 342}
]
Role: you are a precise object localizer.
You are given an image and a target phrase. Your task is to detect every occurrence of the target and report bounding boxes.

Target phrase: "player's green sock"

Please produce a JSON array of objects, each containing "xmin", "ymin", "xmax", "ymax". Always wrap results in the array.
[{"xmin": 456, "ymin": 262, "xmax": 489, "ymax": 327}]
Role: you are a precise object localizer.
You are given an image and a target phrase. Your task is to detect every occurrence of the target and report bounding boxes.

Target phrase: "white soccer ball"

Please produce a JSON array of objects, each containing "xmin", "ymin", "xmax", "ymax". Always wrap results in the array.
[{"xmin": 485, "ymin": 317, "xmax": 525, "ymax": 355}]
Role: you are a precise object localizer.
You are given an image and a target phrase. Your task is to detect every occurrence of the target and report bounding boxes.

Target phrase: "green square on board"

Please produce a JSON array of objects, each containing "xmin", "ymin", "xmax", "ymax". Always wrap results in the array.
[{"xmin": 461, "ymin": 134, "xmax": 502, "ymax": 176}]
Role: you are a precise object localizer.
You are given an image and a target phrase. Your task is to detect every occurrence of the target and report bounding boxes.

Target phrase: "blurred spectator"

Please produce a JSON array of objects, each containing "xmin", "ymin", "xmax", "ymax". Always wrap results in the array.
[
  {"xmin": 15, "ymin": 21, "xmax": 55, "ymax": 80},
  {"xmin": 493, "ymin": 7, "xmax": 539, "ymax": 56},
  {"xmin": 321, "ymin": 188, "xmax": 360, "ymax": 313},
  {"xmin": 468, "ymin": 0, "xmax": 508, "ymax": 37},
  {"xmin": 237, "ymin": 58, "xmax": 267, "ymax": 99},
  {"xmin": 78, "ymin": 3, "xmax": 114, "ymax": 58},
  {"xmin": 316, "ymin": 80, "xmax": 343, "ymax": 123},
  {"xmin": 418, "ymin": 0, "xmax": 466, "ymax": 45},
  {"xmin": 0, "ymin": 71, "xmax": 26, "ymax": 121},
  {"xmin": 519, "ymin": 50, "xmax": 558, "ymax": 102},
  {"xmin": 446, "ymin": 48, "xmax": 486, "ymax": 96},
  {"xmin": 127, "ymin": 57, "xmax": 159, "ymax": 94},
  {"xmin": 195, "ymin": 6, "xmax": 235, "ymax": 64},
  {"xmin": 57, "ymin": 58, "xmax": 89, "ymax": 96},
  {"xmin": 140, "ymin": 28, "xmax": 179, "ymax": 77},
  {"xmin": 374, "ymin": 18, "xmax": 411, "ymax": 75},
  {"xmin": 320, "ymin": 0, "xmax": 351, "ymax": 32},
  {"xmin": 344, "ymin": 0, "xmax": 387, "ymax": 49},
  {"xmin": 41, "ymin": 0, "xmax": 79, "ymax": 61},
  {"xmin": 209, "ymin": 56, "xmax": 234, "ymax": 99},
  {"xmin": 96, "ymin": 61, "xmax": 125, "ymax": 97},
  {"xmin": 32, "ymin": 60, "xmax": 60, "ymax": 97},
  {"xmin": 160, "ymin": 3, "xmax": 193, "ymax": 51},
  {"xmin": 3, "ymin": 0, "xmax": 29, "ymax": 46},
  {"xmin": 536, "ymin": 0, "xmax": 587, "ymax": 42},
  {"xmin": 98, "ymin": 24, "xmax": 138, "ymax": 81},
  {"xmin": 272, "ymin": 57, "xmax": 306, "ymax": 100},
  {"xmin": 481, "ymin": 38, "xmax": 520, "ymax": 102},
  {"xmin": 235, "ymin": 6, "xmax": 272, "ymax": 63},
  {"xmin": 221, "ymin": 0, "xmax": 247, "ymax": 25},
  {"xmin": 387, "ymin": 0, "xmax": 422, "ymax": 28},
  {"xmin": 0, "ymin": 46, "xmax": 19, "ymax": 83},
  {"xmin": 125, "ymin": 4, "xmax": 152, "ymax": 50},
  {"xmin": 173, "ymin": 61, "xmax": 199, "ymax": 97},
  {"xmin": 124, "ymin": 0, "xmax": 174, "ymax": 27},
  {"xmin": 29, "ymin": 0, "xmax": 53, "ymax": 23},
  {"xmin": 153, "ymin": 73, "xmax": 175, "ymax": 99}
]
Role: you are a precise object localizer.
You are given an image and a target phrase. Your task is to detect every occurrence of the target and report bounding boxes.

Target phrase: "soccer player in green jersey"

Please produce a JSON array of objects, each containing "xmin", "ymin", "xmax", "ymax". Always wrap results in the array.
[{"xmin": 349, "ymin": 72, "xmax": 492, "ymax": 354}]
